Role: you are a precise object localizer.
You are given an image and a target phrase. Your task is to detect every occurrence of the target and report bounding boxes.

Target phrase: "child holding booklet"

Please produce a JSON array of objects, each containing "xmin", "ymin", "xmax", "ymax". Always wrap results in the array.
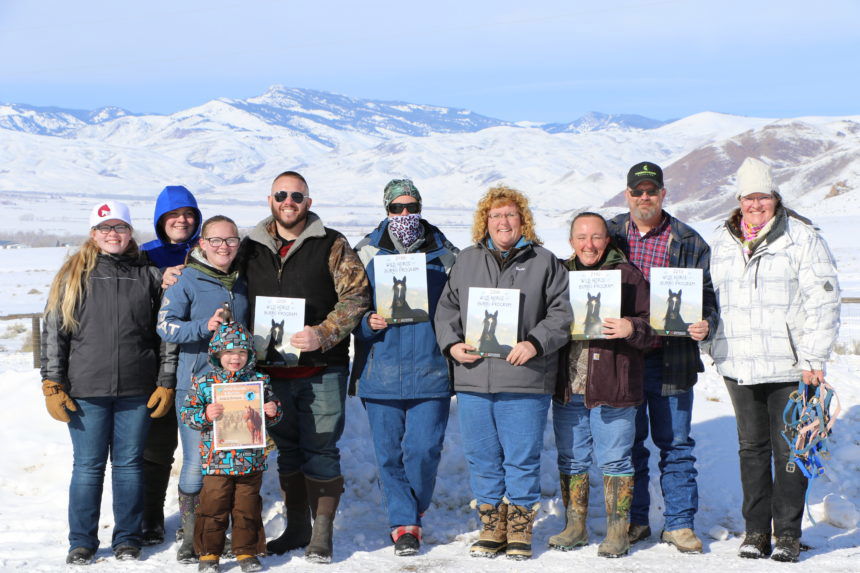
[{"xmin": 181, "ymin": 322, "xmax": 282, "ymax": 573}]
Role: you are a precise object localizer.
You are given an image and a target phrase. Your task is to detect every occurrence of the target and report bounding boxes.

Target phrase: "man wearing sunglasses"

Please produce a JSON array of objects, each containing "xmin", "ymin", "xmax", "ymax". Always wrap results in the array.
[
  {"xmin": 606, "ymin": 162, "xmax": 718, "ymax": 554},
  {"xmin": 237, "ymin": 171, "xmax": 370, "ymax": 564}
]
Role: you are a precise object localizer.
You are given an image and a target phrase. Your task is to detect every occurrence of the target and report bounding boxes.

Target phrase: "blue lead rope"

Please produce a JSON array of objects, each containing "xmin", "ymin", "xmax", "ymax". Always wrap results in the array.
[{"xmin": 779, "ymin": 380, "xmax": 839, "ymax": 524}]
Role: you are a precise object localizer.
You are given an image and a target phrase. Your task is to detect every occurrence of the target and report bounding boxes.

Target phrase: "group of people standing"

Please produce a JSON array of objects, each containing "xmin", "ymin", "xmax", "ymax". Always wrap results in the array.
[{"xmin": 40, "ymin": 157, "xmax": 840, "ymax": 568}]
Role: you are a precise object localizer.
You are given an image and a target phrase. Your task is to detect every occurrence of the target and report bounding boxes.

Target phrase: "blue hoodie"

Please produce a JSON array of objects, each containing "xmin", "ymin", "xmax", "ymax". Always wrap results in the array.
[{"xmin": 140, "ymin": 185, "xmax": 202, "ymax": 269}]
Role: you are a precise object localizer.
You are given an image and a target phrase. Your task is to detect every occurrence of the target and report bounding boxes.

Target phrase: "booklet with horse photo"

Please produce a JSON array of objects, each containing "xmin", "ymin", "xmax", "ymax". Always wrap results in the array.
[
  {"xmin": 212, "ymin": 381, "xmax": 266, "ymax": 450},
  {"xmin": 373, "ymin": 253, "xmax": 430, "ymax": 324},
  {"xmin": 649, "ymin": 267, "xmax": 703, "ymax": 336},
  {"xmin": 568, "ymin": 269, "xmax": 621, "ymax": 340},
  {"xmin": 253, "ymin": 296, "xmax": 304, "ymax": 366},
  {"xmin": 464, "ymin": 287, "xmax": 520, "ymax": 358}
]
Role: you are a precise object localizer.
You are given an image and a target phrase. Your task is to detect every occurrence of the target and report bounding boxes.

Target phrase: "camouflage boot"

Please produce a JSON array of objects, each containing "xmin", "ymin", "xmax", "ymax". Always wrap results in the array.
[
  {"xmin": 597, "ymin": 475, "xmax": 633, "ymax": 558},
  {"xmin": 469, "ymin": 501, "xmax": 508, "ymax": 558},
  {"xmin": 548, "ymin": 473, "xmax": 589, "ymax": 550},
  {"xmin": 505, "ymin": 502, "xmax": 540, "ymax": 561},
  {"xmin": 177, "ymin": 490, "xmax": 200, "ymax": 563}
]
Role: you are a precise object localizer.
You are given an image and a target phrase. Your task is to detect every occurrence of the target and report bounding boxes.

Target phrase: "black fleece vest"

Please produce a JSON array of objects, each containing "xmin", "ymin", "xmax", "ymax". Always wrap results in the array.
[{"xmin": 243, "ymin": 228, "xmax": 349, "ymax": 366}]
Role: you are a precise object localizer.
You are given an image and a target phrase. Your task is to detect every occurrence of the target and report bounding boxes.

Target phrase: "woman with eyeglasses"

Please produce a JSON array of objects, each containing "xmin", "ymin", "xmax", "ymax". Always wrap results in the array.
[
  {"xmin": 350, "ymin": 179, "xmax": 458, "ymax": 556},
  {"xmin": 704, "ymin": 158, "xmax": 840, "ymax": 563},
  {"xmin": 41, "ymin": 201, "xmax": 170, "ymax": 565},
  {"xmin": 435, "ymin": 185, "xmax": 572, "ymax": 561},
  {"xmin": 156, "ymin": 214, "xmax": 250, "ymax": 563}
]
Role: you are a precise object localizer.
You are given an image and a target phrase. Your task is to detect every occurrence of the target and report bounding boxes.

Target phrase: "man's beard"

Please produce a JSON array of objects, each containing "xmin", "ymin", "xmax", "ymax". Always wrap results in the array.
[
  {"xmin": 271, "ymin": 204, "xmax": 309, "ymax": 230},
  {"xmin": 632, "ymin": 203, "xmax": 661, "ymax": 222}
]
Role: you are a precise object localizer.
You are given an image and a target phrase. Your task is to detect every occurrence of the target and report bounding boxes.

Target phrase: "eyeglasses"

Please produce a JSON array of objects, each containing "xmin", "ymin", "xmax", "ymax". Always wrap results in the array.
[
  {"xmin": 388, "ymin": 202, "xmax": 421, "ymax": 214},
  {"xmin": 93, "ymin": 223, "xmax": 131, "ymax": 234},
  {"xmin": 740, "ymin": 195, "xmax": 775, "ymax": 205},
  {"xmin": 628, "ymin": 187, "xmax": 662, "ymax": 197},
  {"xmin": 488, "ymin": 212, "xmax": 520, "ymax": 220},
  {"xmin": 272, "ymin": 191, "xmax": 307, "ymax": 203},
  {"xmin": 203, "ymin": 237, "xmax": 241, "ymax": 247}
]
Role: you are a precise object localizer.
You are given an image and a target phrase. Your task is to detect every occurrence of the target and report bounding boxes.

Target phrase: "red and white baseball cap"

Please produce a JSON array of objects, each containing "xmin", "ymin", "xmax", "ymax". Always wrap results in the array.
[{"xmin": 89, "ymin": 200, "xmax": 133, "ymax": 228}]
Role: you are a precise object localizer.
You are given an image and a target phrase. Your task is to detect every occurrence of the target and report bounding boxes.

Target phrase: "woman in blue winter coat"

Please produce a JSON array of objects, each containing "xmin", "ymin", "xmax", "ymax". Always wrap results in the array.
[
  {"xmin": 351, "ymin": 179, "xmax": 458, "ymax": 556},
  {"xmin": 156, "ymin": 215, "xmax": 249, "ymax": 563}
]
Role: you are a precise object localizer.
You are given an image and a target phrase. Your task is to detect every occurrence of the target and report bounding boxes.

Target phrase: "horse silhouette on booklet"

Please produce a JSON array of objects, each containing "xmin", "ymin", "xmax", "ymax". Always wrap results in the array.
[
  {"xmin": 663, "ymin": 289, "xmax": 690, "ymax": 333},
  {"xmin": 583, "ymin": 292, "xmax": 604, "ymax": 338},
  {"xmin": 264, "ymin": 318, "xmax": 298, "ymax": 364},
  {"xmin": 389, "ymin": 276, "xmax": 428, "ymax": 323},
  {"xmin": 477, "ymin": 309, "xmax": 513, "ymax": 357}
]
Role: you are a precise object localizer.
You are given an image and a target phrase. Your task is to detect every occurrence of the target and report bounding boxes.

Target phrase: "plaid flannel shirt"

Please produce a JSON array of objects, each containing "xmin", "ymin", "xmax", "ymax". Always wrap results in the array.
[{"xmin": 608, "ymin": 211, "xmax": 719, "ymax": 395}]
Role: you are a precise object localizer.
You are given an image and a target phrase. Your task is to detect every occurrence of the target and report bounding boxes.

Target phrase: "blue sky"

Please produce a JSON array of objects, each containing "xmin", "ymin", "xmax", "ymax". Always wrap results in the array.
[{"xmin": 1, "ymin": 0, "xmax": 857, "ymax": 122}]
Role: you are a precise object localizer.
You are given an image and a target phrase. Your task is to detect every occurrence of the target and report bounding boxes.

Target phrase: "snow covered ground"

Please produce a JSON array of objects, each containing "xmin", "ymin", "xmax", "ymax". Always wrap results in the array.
[{"xmin": 0, "ymin": 211, "xmax": 857, "ymax": 571}]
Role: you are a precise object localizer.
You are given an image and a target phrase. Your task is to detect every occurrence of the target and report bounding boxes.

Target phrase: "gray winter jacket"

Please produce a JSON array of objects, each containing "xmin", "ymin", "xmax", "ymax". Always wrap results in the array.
[{"xmin": 434, "ymin": 241, "xmax": 572, "ymax": 394}]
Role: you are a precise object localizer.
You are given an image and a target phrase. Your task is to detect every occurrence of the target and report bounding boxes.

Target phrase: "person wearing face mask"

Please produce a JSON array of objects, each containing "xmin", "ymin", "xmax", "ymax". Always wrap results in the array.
[
  {"xmin": 549, "ymin": 212, "xmax": 653, "ymax": 558},
  {"xmin": 704, "ymin": 158, "xmax": 840, "ymax": 563},
  {"xmin": 350, "ymin": 179, "xmax": 458, "ymax": 557}
]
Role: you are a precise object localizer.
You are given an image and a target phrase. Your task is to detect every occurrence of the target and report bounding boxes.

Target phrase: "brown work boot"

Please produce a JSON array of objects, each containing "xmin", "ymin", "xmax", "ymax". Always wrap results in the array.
[
  {"xmin": 662, "ymin": 528, "xmax": 703, "ymax": 554},
  {"xmin": 469, "ymin": 501, "xmax": 508, "ymax": 558},
  {"xmin": 304, "ymin": 476, "xmax": 344, "ymax": 564},
  {"xmin": 628, "ymin": 523, "xmax": 652, "ymax": 544},
  {"xmin": 505, "ymin": 502, "xmax": 540, "ymax": 561},
  {"xmin": 597, "ymin": 475, "xmax": 633, "ymax": 558},
  {"xmin": 548, "ymin": 473, "xmax": 589, "ymax": 551},
  {"xmin": 266, "ymin": 472, "xmax": 312, "ymax": 555}
]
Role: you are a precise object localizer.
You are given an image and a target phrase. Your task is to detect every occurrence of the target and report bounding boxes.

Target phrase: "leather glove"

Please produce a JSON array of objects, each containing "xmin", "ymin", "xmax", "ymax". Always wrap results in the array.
[
  {"xmin": 42, "ymin": 380, "xmax": 77, "ymax": 423},
  {"xmin": 147, "ymin": 386, "xmax": 175, "ymax": 419}
]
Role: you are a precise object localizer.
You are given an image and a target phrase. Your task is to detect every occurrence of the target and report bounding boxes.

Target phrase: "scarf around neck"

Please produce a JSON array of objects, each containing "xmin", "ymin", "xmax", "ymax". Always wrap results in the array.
[
  {"xmin": 187, "ymin": 247, "xmax": 239, "ymax": 290},
  {"xmin": 740, "ymin": 216, "xmax": 775, "ymax": 257}
]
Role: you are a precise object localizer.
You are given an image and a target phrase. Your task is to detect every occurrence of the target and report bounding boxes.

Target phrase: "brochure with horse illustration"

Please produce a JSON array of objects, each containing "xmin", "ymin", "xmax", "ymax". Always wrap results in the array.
[
  {"xmin": 464, "ymin": 287, "xmax": 520, "ymax": 358},
  {"xmin": 212, "ymin": 381, "xmax": 266, "ymax": 450},
  {"xmin": 649, "ymin": 267, "xmax": 702, "ymax": 336},
  {"xmin": 373, "ymin": 253, "xmax": 430, "ymax": 324},
  {"xmin": 568, "ymin": 269, "xmax": 621, "ymax": 340},
  {"xmin": 253, "ymin": 296, "xmax": 304, "ymax": 366}
]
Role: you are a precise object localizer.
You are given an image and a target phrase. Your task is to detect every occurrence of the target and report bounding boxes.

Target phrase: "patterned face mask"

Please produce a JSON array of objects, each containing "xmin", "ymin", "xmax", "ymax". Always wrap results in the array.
[{"xmin": 388, "ymin": 213, "xmax": 422, "ymax": 248}]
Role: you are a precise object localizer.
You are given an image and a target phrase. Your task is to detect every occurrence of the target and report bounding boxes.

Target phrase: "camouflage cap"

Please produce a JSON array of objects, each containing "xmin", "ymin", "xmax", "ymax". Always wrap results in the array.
[{"xmin": 383, "ymin": 179, "xmax": 422, "ymax": 210}]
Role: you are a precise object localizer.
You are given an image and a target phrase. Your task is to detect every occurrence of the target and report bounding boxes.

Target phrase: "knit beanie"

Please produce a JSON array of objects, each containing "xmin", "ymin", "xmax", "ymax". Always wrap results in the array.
[
  {"xmin": 383, "ymin": 179, "xmax": 422, "ymax": 210},
  {"xmin": 736, "ymin": 158, "xmax": 781, "ymax": 200}
]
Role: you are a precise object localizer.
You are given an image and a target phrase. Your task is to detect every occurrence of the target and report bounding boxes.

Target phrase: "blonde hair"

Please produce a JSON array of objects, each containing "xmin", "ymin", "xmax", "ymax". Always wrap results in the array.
[
  {"xmin": 471, "ymin": 185, "xmax": 542, "ymax": 246},
  {"xmin": 46, "ymin": 236, "xmax": 139, "ymax": 332}
]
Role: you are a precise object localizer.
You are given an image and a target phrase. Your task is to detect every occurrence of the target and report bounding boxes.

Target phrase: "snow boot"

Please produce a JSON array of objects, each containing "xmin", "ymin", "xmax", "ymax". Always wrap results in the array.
[
  {"xmin": 548, "ymin": 473, "xmax": 589, "ymax": 550},
  {"xmin": 505, "ymin": 501, "xmax": 539, "ymax": 560},
  {"xmin": 597, "ymin": 475, "xmax": 633, "ymax": 558},
  {"xmin": 628, "ymin": 523, "xmax": 651, "ymax": 544},
  {"xmin": 141, "ymin": 460, "xmax": 171, "ymax": 546},
  {"xmin": 266, "ymin": 472, "xmax": 312, "ymax": 555},
  {"xmin": 771, "ymin": 536, "xmax": 800, "ymax": 562},
  {"xmin": 304, "ymin": 476, "xmax": 344, "ymax": 564},
  {"xmin": 197, "ymin": 555, "xmax": 219, "ymax": 572},
  {"xmin": 739, "ymin": 531, "xmax": 772, "ymax": 559},
  {"xmin": 469, "ymin": 500, "xmax": 508, "ymax": 558},
  {"xmin": 66, "ymin": 547, "xmax": 95, "ymax": 565},
  {"xmin": 177, "ymin": 490, "xmax": 200, "ymax": 563},
  {"xmin": 236, "ymin": 554, "xmax": 263, "ymax": 572}
]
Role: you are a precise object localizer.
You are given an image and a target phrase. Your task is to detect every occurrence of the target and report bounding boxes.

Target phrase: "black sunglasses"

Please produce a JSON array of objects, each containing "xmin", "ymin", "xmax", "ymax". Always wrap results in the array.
[
  {"xmin": 388, "ymin": 202, "xmax": 421, "ymax": 214},
  {"xmin": 273, "ymin": 191, "xmax": 307, "ymax": 203},
  {"xmin": 628, "ymin": 187, "xmax": 662, "ymax": 197}
]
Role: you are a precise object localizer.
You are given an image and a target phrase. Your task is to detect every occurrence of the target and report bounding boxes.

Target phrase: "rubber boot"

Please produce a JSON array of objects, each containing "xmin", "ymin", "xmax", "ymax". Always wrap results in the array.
[
  {"xmin": 505, "ymin": 501, "xmax": 540, "ymax": 560},
  {"xmin": 141, "ymin": 459, "xmax": 171, "ymax": 546},
  {"xmin": 304, "ymin": 476, "xmax": 344, "ymax": 564},
  {"xmin": 548, "ymin": 473, "xmax": 589, "ymax": 550},
  {"xmin": 177, "ymin": 490, "xmax": 200, "ymax": 563},
  {"xmin": 597, "ymin": 475, "xmax": 633, "ymax": 558},
  {"xmin": 469, "ymin": 501, "xmax": 507, "ymax": 558},
  {"xmin": 266, "ymin": 472, "xmax": 312, "ymax": 555}
]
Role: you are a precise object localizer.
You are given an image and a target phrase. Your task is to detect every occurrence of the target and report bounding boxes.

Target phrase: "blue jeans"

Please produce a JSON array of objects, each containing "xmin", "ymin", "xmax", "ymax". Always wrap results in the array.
[
  {"xmin": 553, "ymin": 395, "xmax": 635, "ymax": 476},
  {"xmin": 457, "ymin": 392, "xmax": 550, "ymax": 507},
  {"xmin": 268, "ymin": 366, "xmax": 348, "ymax": 480},
  {"xmin": 364, "ymin": 398, "xmax": 450, "ymax": 528},
  {"xmin": 176, "ymin": 391, "xmax": 204, "ymax": 494},
  {"xmin": 631, "ymin": 354, "xmax": 698, "ymax": 530},
  {"xmin": 67, "ymin": 395, "xmax": 151, "ymax": 551}
]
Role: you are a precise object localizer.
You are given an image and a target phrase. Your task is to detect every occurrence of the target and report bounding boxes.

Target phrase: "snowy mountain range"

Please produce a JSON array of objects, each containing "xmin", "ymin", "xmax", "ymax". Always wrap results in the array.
[{"xmin": 1, "ymin": 85, "xmax": 858, "ymax": 234}]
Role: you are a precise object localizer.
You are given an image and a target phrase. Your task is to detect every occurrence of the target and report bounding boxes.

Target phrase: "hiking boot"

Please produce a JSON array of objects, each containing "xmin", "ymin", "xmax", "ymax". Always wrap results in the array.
[
  {"xmin": 197, "ymin": 555, "xmax": 220, "ymax": 572},
  {"xmin": 739, "ymin": 531, "xmax": 772, "ymax": 559},
  {"xmin": 628, "ymin": 523, "xmax": 651, "ymax": 544},
  {"xmin": 177, "ymin": 490, "xmax": 200, "ymax": 563},
  {"xmin": 597, "ymin": 475, "xmax": 633, "ymax": 558},
  {"xmin": 66, "ymin": 547, "xmax": 95, "ymax": 565},
  {"xmin": 548, "ymin": 473, "xmax": 589, "ymax": 551},
  {"xmin": 392, "ymin": 526, "xmax": 421, "ymax": 556},
  {"xmin": 469, "ymin": 501, "xmax": 507, "ymax": 558},
  {"xmin": 237, "ymin": 555, "xmax": 263, "ymax": 572},
  {"xmin": 141, "ymin": 521, "xmax": 165, "ymax": 546},
  {"xmin": 771, "ymin": 536, "xmax": 800, "ymax": 563},
  {"xmin": 506, "ymin": 502, "xmax": 539, "ymax": 561},
  {"xmin": 661, "ymin": 528, "xmax": 703, "ymax": 553},
  {"xmin": 304, "ymin": 476, "xmax": 344, "ymax": 564},
  {"xmin": 113, "ymin": 544, "xmax": 141, "ymax": 561},
  {"xmin": 266, "ymin": 472, "xmax": 312, "ymax": 555}
]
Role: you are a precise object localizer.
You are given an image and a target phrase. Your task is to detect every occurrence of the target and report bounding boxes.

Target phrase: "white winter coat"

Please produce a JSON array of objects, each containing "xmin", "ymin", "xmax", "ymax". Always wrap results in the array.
[{"xmin": 706, "ymin": 207, "xmax": 840, "ymax": 384}]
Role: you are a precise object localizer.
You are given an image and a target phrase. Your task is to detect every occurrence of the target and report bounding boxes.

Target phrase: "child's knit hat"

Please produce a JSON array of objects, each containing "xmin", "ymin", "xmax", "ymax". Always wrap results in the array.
[{"xmin": 208, "ymin": 321, "xmax": 256, "ymax": 370}]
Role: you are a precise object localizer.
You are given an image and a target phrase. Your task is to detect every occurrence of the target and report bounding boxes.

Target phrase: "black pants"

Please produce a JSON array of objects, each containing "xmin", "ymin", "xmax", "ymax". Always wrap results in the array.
[
  {"xmin": 723, "ymin": 378, "xmax": 808, "ymax": 537},
  {"xmin": 142, "ymin": 403, "xmax": 179, "ymax": 519}
]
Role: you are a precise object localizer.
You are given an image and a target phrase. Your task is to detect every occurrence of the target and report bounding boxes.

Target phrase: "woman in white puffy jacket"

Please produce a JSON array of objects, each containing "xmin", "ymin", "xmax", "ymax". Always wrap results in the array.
[{"xmin": 706, "ymin": 158, "xmax": 840, "ymax": 563}]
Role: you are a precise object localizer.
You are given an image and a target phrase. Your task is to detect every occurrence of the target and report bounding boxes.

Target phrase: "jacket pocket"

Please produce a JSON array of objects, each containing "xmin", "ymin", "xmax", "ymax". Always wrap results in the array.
[{"xmin": 785, "ymin": 323, "xmax": 799, "ymax": 366}]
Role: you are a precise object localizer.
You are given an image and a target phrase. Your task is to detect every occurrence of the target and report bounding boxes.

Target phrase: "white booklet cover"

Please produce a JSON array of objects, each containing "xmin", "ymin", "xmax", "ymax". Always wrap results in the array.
[
  {"xmin": 464, "ymin": 287, "xmax": 520, "ymax": 358},
  {"xmin": 649, "ymin": 267, "xmax": 703, "ymax": 336},
  {"xmin": 568, "ymin": 269, "xmax": 621, "ymax": 340},
  {"xmin": 373, "ymin": 253, "xmax": 430, "ymax": 324},
  {"xmin": 253, "ymin": 296, "xmax": 304, "ymax": 366},
  {"xmin": 212, "ymin": 381, "xmax": 266, "ymax": 450}
]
